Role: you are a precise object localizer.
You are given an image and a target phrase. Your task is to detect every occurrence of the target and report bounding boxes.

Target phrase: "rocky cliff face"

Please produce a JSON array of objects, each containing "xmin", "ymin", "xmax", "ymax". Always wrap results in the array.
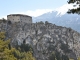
[{"xmin": 0, "ymin": 21, "xmax": 80, "ymax": 60}]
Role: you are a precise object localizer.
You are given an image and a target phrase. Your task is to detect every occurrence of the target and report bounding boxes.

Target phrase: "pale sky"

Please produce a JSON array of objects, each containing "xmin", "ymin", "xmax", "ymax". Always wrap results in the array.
[{"xmin": 0, "ymin": 0, "xmax": 71, "ymax": 18}]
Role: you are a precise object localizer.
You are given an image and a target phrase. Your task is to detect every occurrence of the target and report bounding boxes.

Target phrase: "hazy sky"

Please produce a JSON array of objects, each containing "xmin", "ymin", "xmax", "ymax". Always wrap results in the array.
[{"xmin": 0, "ymin": 0, "xmax": 69, "ymax": 18}]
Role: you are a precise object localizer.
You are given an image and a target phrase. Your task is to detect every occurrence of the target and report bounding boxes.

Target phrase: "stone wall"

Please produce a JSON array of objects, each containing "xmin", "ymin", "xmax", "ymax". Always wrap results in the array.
[{"xmin": 7, "ymin": 14, "xmax": 32, "ymax": 23}]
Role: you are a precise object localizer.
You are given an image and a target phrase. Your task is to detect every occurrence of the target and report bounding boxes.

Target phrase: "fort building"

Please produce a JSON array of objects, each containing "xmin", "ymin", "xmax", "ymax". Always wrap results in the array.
[{"xmin": 7, "ymin": 14, "xmax": 32, "ymax": 23}]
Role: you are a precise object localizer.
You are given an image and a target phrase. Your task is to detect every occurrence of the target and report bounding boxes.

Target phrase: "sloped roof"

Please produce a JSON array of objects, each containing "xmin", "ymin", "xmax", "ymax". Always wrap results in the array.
[{"xmin": 7, "ymin": 14, "xmax": 32, "ymax": 18}]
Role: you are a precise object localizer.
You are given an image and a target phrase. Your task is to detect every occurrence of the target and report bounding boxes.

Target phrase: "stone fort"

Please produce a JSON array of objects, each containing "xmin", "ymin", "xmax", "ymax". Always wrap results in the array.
[{"xmin": 7, "ymin": 14, "xmax": 32, "ymax": 23}]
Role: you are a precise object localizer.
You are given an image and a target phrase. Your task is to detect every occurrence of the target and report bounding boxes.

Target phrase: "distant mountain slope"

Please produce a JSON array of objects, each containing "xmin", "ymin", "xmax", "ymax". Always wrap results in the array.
[{"xmin": 33, "ymin": 11, "xmax": 80, "ymax": 32}]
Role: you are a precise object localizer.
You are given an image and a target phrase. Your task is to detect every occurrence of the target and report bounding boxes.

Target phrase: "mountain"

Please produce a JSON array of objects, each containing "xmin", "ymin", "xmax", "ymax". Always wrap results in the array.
[
  {"xmin": 33, "ymin": 11, "xmax": 80, "ymax": 33},
  {"xmin": 0, "ymin": 21, "xmax": 80, "ymax": 60}
]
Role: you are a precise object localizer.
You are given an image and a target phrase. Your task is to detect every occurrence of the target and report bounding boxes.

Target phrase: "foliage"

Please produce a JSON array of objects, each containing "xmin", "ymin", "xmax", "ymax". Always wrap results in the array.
[
  {"xmin": 3, "ymin": 48, "xmax": 17, "ymax": 60},
  {"xmin": 49, "ymin": 51, "xmax": 69, "ymax": 60},
  {"xmin": 69, "ymin": 59, "xmax": 74, "ymax": 60},
  {"xmin": 0, "ymin": 32, "xmax": 35, "ymax": 60},
  {"xmin": 8, "ymin": 20, "xmax": 12, "ymax": 24},
  {"xmin": 49, "ymin": 52, "xmax": 56, "ymax": 60},
  {"xmin": 0, "ymin": 37, "xmax": 16, "ymax": 60},
  {"xmin": 0, "ymin": 39, "xmax": 10, "ymax": 52},
  {"xmin": 0, "ymin": 32, "xmax": 5, "ymax": 40},
  {"xmin": 21, "ymin": 51, "xmax": 35, "ymax": 60},
  {"xmin": 78, "ymin": 57, "xmax": 80, "ymax": 60},
  {"xmin": 60, "ymin": 42, "xmax": 71, "ymax": 53},
  {"xmin": 62, "ymin": 54, "xmax": 69, "ymax": 60},
  {"xmin": 55, "ymin": 51, "xmax": 62, "ymax": 60},
  {"xmin": 2, "ymin": 18, "xmax": 7, "ymax": 23},
  {"xmin": 45, "ymin": 21, "xmax": 49, "ymax": 25},
  {"xmin": 15, "ymin": 43, "xmax": 33, "ymax": 52},
  {"xmin": 13, "ymin": 49, "xmax": 35, "ymax": 60},
  {"xmin": 67, "ymin": 0, "xmax": 80, "ymax": 14},
  {"xmin": 37, "ymin": 21, "xmax": 44, "ymax": 24}
]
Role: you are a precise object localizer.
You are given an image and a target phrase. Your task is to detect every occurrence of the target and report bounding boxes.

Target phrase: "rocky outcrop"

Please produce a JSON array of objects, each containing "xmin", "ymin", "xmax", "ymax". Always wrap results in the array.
[{"xmin": 0, "ymin": 21, "xmax": 80, "ymax": 60}]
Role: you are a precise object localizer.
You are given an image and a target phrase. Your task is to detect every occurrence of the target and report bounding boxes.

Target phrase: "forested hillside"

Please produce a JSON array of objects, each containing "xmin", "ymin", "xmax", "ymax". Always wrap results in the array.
[{"xmin": 0, "ymin": 32, "xmax": 35, "ymax": 60}]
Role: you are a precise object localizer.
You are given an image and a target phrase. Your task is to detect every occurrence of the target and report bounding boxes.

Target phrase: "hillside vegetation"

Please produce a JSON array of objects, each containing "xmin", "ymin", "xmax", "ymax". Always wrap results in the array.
[{"xmin": 0, "ymin": 32, "xmax": 35, "ymax": 60}]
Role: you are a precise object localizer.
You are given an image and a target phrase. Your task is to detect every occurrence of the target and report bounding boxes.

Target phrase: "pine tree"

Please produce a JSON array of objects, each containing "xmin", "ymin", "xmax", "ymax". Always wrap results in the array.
[
  {"xmin": 67, "ymin": 0, "xmax": 80, "ymax": 14},
  {"xmin": 0, "ymin": 32, "xmax": 35, "ymax": 60}
]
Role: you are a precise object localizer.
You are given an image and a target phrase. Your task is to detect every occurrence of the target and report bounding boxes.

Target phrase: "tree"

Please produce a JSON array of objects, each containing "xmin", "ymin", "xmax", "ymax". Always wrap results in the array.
[
  {"xmin": 37, "ymin": 21, "xmax": 44, "ymax": 24},
  {"xmin": 0, "ymin": 32, "xmax": 5, "ymax": 40},
  {"xmin": 8, "ymin": 20, "xmax": 12, "ymax": 24},
  {"xmin": 22, "ymin": 51, "xmax": 35, "ymax": 60},
  {"xmin": 62, "ymin": 54, "xmax": 69, "ymax": 60},
  {"xmin": 49, "ymin": 52, "xmax": 56, "ymax": 60},
  {"xmin": 2, "ymin": 18, "xmax": 6, "ymax": 23},
  {"xmin": 67, "ymin": 0, "xmax": 80, "ymax": 14},
  {"xmin": 55, "ymin": 51, "xmax": 62, "ymax": 60},
  {"xmin": 45, "ymin": 21, "xmax": 49, "ymax": 25},
  {"xmin": 0, "ymin": 32, "xmax": 17, "ymax": 60},
  {"xmin": 78, "ymin": 57, "xmax": 80, "ymax": 60},
  {"xmin": 13, "ymin": 49, "xmax": 35, "ymax": 60},
  {"xmin": 0, "ymin": 32, "xmax": 35, "ymax": 60}
]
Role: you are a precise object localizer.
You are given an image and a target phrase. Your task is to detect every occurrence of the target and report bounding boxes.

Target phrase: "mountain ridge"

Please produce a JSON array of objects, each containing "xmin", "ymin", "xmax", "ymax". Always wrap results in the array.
[{"xmin": 33, "ymin": 11, "xmax": 80, "ymax": 33}]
